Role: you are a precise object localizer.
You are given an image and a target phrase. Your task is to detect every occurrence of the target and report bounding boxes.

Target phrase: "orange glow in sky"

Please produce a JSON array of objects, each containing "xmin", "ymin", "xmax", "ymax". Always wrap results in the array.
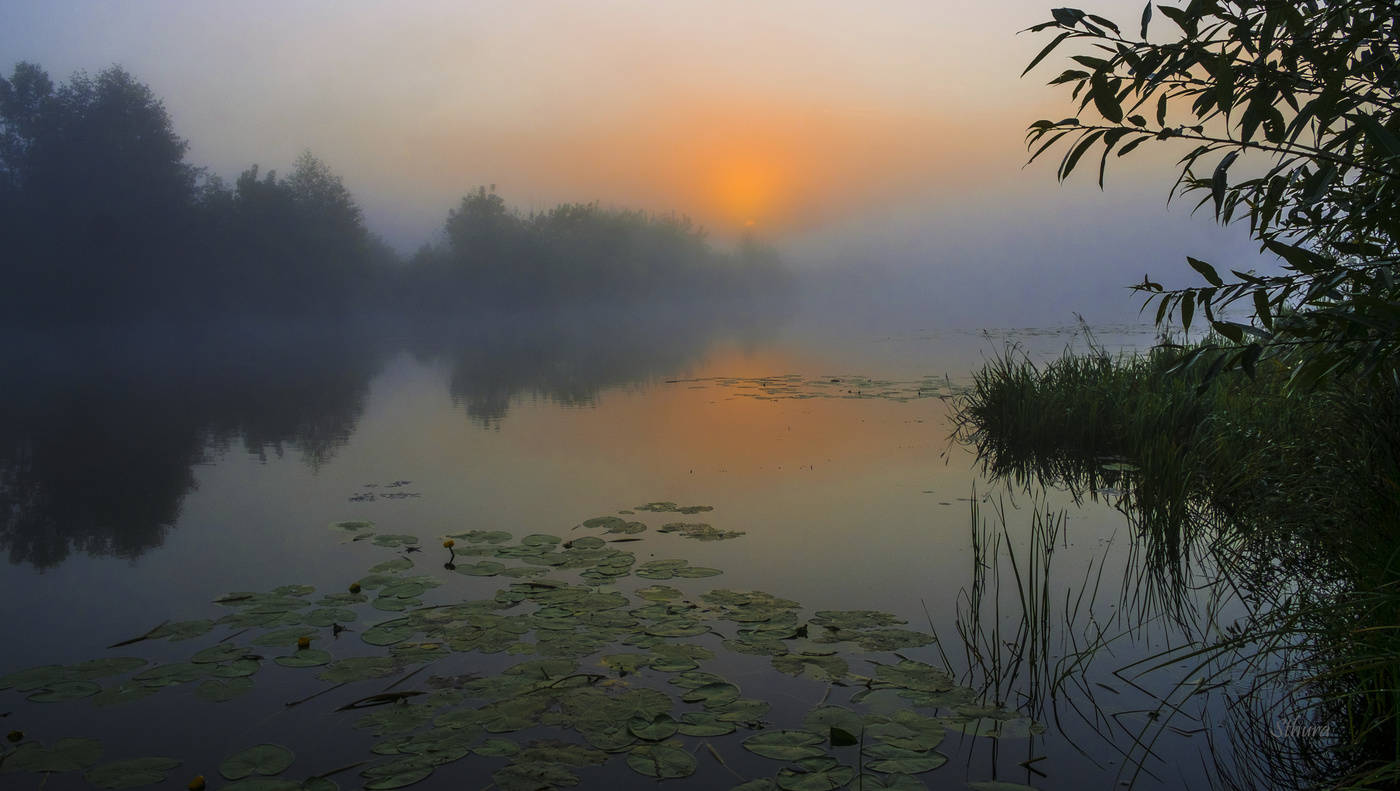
[
  {"xmin": 402, "ymin": 92, "xmax": 1027, "ymax": 240},
  {"xmin": 0, "ymin": 0, "xmax": 1109, "ymax": 247}
]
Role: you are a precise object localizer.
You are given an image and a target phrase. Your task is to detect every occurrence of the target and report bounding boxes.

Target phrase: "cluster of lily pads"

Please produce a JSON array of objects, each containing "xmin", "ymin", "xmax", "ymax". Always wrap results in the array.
[
  {"xmin": 663, "ymin": 375, "xmax": 970, "ymax": 403},
  {"xmin": 0, "ymin": 505, "xmax": 1043, "ymax": 791}
]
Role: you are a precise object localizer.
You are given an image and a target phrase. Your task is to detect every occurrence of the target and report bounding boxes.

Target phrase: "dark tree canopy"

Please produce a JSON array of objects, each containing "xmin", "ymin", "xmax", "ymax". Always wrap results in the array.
[
  {"xmin": 0, "ymin": 64, "xmax": 198, "ymax": 318},
  {"xmin": 0, "ymin": 62, "xmax": 789, "ymax": 324},
  {"xmin": 1026, "ymin": 0, "xmax": 1400, "ymax": 386}
]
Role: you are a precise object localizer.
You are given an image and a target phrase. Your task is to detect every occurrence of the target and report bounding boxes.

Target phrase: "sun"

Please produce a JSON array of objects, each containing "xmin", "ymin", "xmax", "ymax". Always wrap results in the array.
[{"xmin": 713, "ymin": 160, "xmax": 779, "ymax": 228}]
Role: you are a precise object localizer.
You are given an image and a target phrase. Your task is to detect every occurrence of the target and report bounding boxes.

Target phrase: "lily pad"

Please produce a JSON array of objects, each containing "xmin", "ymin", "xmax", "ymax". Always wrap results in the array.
[
  {"xmin": 626, "ymin": 744, "xmax": 696, "ymax": 779},
  {"xmin": 356, "ymin": 705, "xmax": 437, "ymax": 737},
  {"xmin": 220, "ymin": 744, "xmax": 295, "ymax": 779},
  {"xmin": 221, "ymin": 780, "xmax": 302, "ymax": 791},
  {"xmin": 132, "ymin": 663, "xmax": 210, "ymax": 686},
  {"xmin": 93, "ymin": 682, "xmax": 160, "ymax": 707},
  {"xmin": 195, "ymin": 676, "xmax": 255, "ymax": 702},
  {"xmin": 772, "ymin": 653, "xmax": 848, "ymax": 682},
  {"xmin": 83, "ymin": 757, "xmax": 183, "ymax": 789},
  {"xmin": 493, "ymin": 762, "xmax": 578, "ymax": 791},
  {"xmin": 372, "ymin": 534, "xmax": 419, "ymax": 548},
  {"xmin": 679, "ymin": 709, "xmax": 738, "ymax": 735},
  {"xmin": 876, "ymin": 661, "xmax": 955, "ymax": 693},
  {"xmin": 144, "ymin": 620, "xmax": 216, "ymax": 642},
  {"xmin": 803, "ymin": 706, "xmax": 866, "ymax": 736},
  {"xmin": 28, "ymin": 680, "xmax": 102, "ymax": 702},
  {"xmin": 274, "ymin": 649, "xmax": 333, "ymax": 668},
  {"xmin": 3, "ymin": 738, "xmax": 103, "ymax": 772},
  {"xmin": 657, "ymin": 522, "xmax": 745, "ymax": 541},
  {"xmin": 370, "ymin": 558, "xmax": 414, "ymax": 573},
  {"xmin": 854, "ymin": 775, "xmax": 928, "ymax": 790},
  {"xmin": 192, "ymin": 644, "xmax": 248, "ymax": 664},
  {"xmin": 212, "ymin": 658, "xmax": 262, "ymax": 679},
  {"xmin": 473, "ymin": 739, "xmax": 521, "ymax": 757},
  {"xmin": 743, "ymin": 730, "xmax": 827, "ymax": 761},
  {"xmin": 361, "ymin": 757, "xmax": 434, "ymax": 790},
  {"xmin": 65, "ymin": 657, "xmax": 149, "ymax": 681},
  {"xmin": 681, "ymin": 682, "xmax": 742, "ymax": 707},
  {"xmin": 712, "ymin": 698, "xmax": 771, "ymax": 722},
  {"xmin": 776, "ymin": 764, "xmax": 857, "ymax": 791},
  {"xmin": 304, "ymin": 608, "xmax": 358, "ymax": 627},
  {"xmin": 454, "ymin": 561, "xmax": 506, "ymax": 577},
  {"xmin": 515, "ymin": 740, "xmax": 608, "ymax": 767},
  {"xmin": 330, "ymin": 520, "xmax": 376, "ymax": 533},
  {"xmin": 865, "ymin": 751, "xmax": 949, "ymax": 774},
  {"xmin": 361, "ymin": 621, "xmax": 418, "ymax": 646},
  {"xmin": 251, "ymin": 629, "xmax": 318, "ymax": 648},
  {"xmin": 645, "ymin": 619, "xmax": 710, "ymax": 637},
  {"xmin": 628, "ymin": 713, "xmax": 680, "ymax": 741},
  {"xmin": 672, "ymin": 566, "xmax": 723, "ymax": 578},
  {"xmin": 0, "ymin": 666, "xmax": 69, "ymax": 691},
  {"xmin": 810, "ymin": 610, "xmax": 906, "ymax": 630}
]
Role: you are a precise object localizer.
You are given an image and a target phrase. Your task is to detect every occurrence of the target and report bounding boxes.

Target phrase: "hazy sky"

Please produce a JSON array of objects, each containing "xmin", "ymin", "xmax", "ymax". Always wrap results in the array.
[{"xmin": 0, "ymin": 0, "xmax": 1267, "ymax": 325}]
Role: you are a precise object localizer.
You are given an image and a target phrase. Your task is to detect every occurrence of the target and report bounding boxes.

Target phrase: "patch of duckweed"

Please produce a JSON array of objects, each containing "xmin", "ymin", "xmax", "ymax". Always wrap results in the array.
[{"xmin": 0, "ymin": 508, "xmax": 1038, "ymax": 791}]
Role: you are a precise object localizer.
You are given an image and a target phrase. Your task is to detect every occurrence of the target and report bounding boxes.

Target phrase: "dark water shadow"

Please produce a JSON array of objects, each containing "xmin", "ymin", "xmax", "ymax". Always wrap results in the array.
[
  {"xmin": 399, "ymin": 297, "xmax": 791, "ymax": 428},
  {"xmin": 0, "ymin": 320, "xmax": 384, "ymax": 569},
  {"xmin": 0, "ymin": 297, "xmax": 792, "ymax": 568}
]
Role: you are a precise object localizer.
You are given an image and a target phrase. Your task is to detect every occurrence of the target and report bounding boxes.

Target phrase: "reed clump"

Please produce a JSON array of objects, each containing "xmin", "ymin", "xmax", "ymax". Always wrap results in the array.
[{"xmin": 955, "ymin": 338, "xmax": 1400, "ymax": 789}]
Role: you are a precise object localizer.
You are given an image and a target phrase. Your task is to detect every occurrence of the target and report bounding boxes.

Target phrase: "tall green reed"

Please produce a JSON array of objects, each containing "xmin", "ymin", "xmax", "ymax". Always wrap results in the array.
[{"xmin": 953, "ymin": 337, "xmax": 1400, "ymax": 789}]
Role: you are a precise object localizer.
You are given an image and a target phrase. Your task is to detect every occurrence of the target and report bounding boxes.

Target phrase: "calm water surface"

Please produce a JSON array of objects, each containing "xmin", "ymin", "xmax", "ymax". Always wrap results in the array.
[{"xmin": 0, "ymin": 305, "xmax": 1238, "ymax": 791}]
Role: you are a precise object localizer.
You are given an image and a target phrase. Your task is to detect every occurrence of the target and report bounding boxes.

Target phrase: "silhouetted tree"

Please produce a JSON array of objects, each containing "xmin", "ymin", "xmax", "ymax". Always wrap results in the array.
[
  {"xmin": 403, "ymin": 187, "xmax": 791, "ymax": 308},
  {"xmin": 195, "ymin": 152, "xmax": 377, "ymax": 314},
  {"xmin": 0, "ymin": 64, "xmax": 197, "ymax": 320}
]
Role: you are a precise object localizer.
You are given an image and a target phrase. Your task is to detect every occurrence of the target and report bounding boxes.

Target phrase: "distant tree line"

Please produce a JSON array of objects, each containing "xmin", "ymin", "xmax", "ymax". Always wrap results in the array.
[
  {"xmin": 0, "ymin": 63, "xmax": 789, "ymax": 325},
  {"xmin": 397, "ymin": 187, "xmax": 787, "ymax": 309}
]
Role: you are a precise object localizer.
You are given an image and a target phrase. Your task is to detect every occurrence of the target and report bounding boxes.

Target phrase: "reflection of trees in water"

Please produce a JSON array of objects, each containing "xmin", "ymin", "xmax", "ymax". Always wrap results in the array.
[
  {"xmin": 418, "ymin": 301, "xmax": 788, "ymax": 428},
  {"xmin": 0, "ymin": 323, "xmax": 381, "ymax": 568},
  {"xmin": 0, "ymin": 299, "xmax": 790, "ymax": 568}
]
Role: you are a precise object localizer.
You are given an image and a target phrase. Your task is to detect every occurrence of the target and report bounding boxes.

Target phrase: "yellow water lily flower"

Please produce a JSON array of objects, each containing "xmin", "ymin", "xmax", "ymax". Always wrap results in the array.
[{"xmin": 189, "ymin": 775, "xmax": 206, "ymax": 790}]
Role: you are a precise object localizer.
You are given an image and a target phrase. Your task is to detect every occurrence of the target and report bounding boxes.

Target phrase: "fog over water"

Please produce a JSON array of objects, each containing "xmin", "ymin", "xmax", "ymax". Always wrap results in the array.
[{"xmin": 0, "ymin": 0, "xmax": 1275, "ymax": 328}]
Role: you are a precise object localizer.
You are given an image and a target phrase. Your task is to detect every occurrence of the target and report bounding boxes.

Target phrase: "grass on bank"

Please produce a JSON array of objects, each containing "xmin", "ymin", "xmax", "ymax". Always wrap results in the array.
[{"xmin": 953, "ymin": 336, "xmax": 1400, "ymax": 790}]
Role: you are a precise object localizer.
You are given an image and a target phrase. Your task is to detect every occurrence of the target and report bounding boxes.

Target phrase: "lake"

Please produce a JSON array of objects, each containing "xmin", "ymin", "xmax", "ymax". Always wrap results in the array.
[{"xmin": 0, "ymin": 300, "xmax": 1249, "ymax": 791}]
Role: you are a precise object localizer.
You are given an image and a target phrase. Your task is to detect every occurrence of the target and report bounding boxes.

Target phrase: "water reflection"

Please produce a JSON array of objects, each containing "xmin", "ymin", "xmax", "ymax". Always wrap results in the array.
[
  {"xmin": 408, "ymin": 302, "xmax": 787, "ymax": 427},
  {"xmin": 0, "ymin": 301, "xmax": 787, "ymax": 567},
  {"xmin": 0, "ymin": 323, "xmax": 383, "ymax": 568},
  {"xmin": 959, "ymin": 416, "xmax": 1380, "ymax": 790}
]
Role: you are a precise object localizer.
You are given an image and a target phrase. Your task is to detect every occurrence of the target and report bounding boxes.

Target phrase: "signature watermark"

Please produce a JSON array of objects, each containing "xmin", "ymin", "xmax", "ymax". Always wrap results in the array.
[{"xmin": 1271, "ymin": 716, "xmax": 1335, "ymax": 740}]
